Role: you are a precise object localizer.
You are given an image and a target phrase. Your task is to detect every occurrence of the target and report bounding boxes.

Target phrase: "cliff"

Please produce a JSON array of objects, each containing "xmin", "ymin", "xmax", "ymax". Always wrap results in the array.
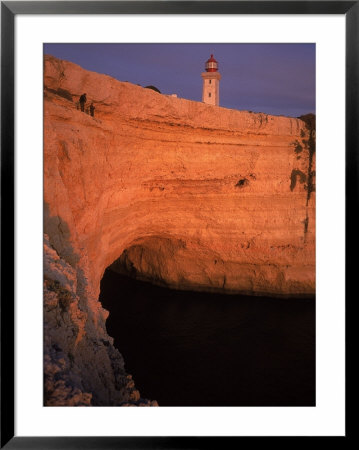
[{"xmin": 43, "ymin": 55, "xmax": 315, "ymax": 405}]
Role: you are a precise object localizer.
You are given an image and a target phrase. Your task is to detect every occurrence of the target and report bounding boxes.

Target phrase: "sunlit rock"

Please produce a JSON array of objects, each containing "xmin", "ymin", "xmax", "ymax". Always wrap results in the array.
[{"xmin": 43, "ymin": 54, "xmax": 315, "ymax": 405}]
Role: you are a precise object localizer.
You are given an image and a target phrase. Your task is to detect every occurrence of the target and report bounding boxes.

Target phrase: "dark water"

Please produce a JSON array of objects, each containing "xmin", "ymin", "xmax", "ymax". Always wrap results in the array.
[{"xmin": 99, "ymin": 269, "xmax": 315, "ymax": 406}]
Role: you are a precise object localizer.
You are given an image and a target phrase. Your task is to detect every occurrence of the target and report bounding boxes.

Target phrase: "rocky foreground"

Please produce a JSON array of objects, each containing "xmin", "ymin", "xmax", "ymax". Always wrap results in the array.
[{"xmin": 43, "ymin": 55, "xmax": 315, "ymax": 405}]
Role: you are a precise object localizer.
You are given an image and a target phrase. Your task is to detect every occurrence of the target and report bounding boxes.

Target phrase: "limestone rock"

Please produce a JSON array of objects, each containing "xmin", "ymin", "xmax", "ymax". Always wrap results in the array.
[
  {"xmin": 44, "ymin": 235, "xmax": 155, "ymax": 406},
  {"xmin": 43, "ymin": 54, "xmax": 315, "ymax": 405},
  {"xmin": 44, "ymin": 54, "xmax": 315, "ymax": 299}
]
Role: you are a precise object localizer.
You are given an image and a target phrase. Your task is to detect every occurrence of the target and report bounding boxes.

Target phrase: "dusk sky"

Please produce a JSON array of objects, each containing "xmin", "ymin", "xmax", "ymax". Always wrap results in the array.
[{"xmin": 44, "ymin": 43, "xmax": 315, "ymax": 117}]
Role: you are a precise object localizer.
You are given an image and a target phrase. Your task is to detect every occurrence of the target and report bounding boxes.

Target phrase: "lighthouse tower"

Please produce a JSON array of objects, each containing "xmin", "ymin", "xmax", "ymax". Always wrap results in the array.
[{"xmin": 201, "ymin": 54, "xmax": 221, "ymax": 106}]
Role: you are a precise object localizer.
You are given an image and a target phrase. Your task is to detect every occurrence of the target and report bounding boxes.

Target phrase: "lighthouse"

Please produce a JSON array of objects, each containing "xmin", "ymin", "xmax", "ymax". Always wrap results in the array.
[{"xmin": 201, "ymin": 54, "xmax": 221, "ymax": 106}]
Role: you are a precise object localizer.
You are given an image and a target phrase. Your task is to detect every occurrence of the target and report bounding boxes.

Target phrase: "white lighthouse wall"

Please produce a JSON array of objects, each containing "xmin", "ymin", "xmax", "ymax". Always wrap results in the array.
[{"xmin": 201, "ymin": 75, "xmax": 220, "ymax": 106}]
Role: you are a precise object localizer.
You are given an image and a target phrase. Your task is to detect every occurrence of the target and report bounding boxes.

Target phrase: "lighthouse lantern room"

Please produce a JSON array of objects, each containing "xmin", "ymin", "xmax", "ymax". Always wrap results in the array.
[{"xmin": 201, "ymin": 54, "xmax": 221, "ymax": 106}]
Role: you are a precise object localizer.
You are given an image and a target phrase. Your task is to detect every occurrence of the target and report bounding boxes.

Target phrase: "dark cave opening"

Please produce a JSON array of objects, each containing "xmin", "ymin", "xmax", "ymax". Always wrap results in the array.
[{"xmin": 99, "ymin": 266, "xmax": 315, "ymax": 407}]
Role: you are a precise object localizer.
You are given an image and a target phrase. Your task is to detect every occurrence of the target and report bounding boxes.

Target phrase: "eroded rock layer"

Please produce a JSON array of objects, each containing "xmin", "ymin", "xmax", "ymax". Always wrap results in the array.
[
  {"xmin": 44, "ymin": 235, "xmax": 157, "ymax": 406},
  {"xmin": 44, "ymin": 55, "xmax": 315, "ymax": 404}
]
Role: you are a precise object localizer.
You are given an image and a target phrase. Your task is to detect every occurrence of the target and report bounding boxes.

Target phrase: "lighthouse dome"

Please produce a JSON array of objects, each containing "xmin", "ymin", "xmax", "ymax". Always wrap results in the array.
[{"xmin": 205, "ymin": 54, "xmax": 219, "ymax": 72}]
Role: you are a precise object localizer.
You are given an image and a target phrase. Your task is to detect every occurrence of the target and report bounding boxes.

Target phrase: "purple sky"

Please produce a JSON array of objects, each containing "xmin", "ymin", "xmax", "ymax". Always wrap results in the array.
[{"xmin": 44, "ymin": 43, "xmax": 315, "ymax": 117}]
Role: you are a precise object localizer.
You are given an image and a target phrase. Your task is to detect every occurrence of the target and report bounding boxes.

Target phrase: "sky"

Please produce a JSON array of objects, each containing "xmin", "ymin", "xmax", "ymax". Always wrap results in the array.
[{"xmin": 44, "ymin": 43, "xmax": 315, "ymax": 117}]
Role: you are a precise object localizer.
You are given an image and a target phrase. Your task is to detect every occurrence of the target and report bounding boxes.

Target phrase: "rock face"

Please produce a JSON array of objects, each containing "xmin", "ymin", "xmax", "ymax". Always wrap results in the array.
[
  {"xmin": 44, "ymin": 235, "xmax": 157, "ymax": 406},
  {"xmin": 44, "ymin": 55, "xmax": 315, "ymax": 404}
]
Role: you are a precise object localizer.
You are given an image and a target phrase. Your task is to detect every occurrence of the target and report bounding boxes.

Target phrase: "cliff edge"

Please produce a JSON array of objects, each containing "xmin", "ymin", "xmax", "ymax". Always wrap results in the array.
[{"xmin": 44, "ymin": 55, "xmax": 315, "ymax": 405}]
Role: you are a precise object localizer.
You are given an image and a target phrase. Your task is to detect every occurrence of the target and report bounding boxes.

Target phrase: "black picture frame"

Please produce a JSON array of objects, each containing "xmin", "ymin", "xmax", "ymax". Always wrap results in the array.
[{"xmin": 1, "ymin": 1, "xmax": 356, "ymax": 447}]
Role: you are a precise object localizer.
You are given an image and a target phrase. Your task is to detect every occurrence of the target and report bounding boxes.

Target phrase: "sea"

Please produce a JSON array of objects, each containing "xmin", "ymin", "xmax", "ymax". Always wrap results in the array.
[{"xmin": 99, "ymin": 269, "xmax": 315, "ymax": 406}]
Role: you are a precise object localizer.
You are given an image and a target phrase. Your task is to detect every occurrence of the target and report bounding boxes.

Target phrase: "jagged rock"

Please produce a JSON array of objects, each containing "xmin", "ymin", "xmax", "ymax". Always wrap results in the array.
[{"xmin": 44, "ymin": 235, "xmax": 155, "ymax": 406}]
